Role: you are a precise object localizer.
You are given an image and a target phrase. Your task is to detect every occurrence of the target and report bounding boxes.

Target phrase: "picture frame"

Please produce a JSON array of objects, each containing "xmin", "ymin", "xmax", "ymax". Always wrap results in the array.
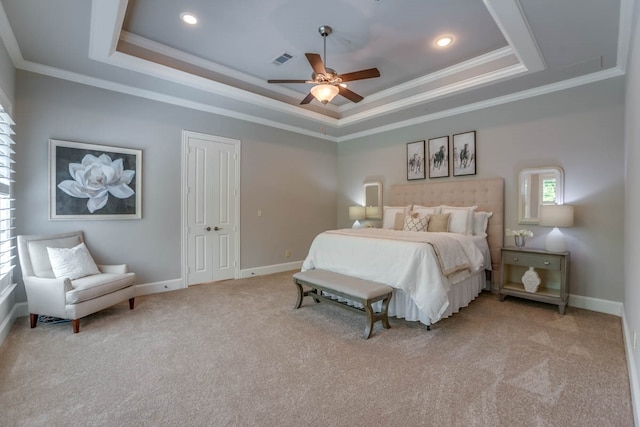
[
  {"xmin": 428, "ymin": 136, "xmax": 449, "ymax": 178},
  {"xmin": 453, "ymin": 131, "xmax": 476, "ymax": 177},
  {"xmin": 49, "ymin": 139, "xmax": 142, "ymax": 220},
  {"xmin": 406, "ymin": 140, "xmax": 426, "ymax": 180}
]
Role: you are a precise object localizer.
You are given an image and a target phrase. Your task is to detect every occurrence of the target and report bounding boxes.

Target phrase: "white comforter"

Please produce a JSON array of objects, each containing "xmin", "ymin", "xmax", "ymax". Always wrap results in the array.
[{"xmin": 301, "ymin": 228, "xmax": 485, "ymax": 323}]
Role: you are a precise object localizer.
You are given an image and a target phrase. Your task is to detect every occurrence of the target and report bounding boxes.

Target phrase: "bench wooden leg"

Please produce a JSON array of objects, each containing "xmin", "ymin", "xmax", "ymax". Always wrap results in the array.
[
  {"xmin": 363, "ymin": 303, "xmax": 375, "ymax": 339},
  {"xmin": 30, "ymin": 313, "xmax": 38, "ymax": 328},
  {"xmin": 380, "ymin": 295, "xmax": 391, "ymax": 330}
]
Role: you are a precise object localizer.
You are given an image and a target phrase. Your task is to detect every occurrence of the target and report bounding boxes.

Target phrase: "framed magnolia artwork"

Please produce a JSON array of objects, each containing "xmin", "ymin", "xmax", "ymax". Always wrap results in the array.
[{"xmin": 49, "ymin": 139, "xmax": 142, "ymax": 220}]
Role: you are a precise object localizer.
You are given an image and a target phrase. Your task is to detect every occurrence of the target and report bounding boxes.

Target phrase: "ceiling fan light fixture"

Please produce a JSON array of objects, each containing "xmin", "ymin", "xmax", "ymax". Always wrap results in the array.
[{"xmin": 310, "ymin": 84, "xmax": 339, "ymax": 104}]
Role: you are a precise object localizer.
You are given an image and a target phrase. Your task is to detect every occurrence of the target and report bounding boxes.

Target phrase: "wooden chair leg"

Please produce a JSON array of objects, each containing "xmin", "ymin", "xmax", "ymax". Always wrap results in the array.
[
  {"xmin": 129, "ymin": 297, "xmax": 135, "ymax": 310},
  {"xmin": 30, "ymin": 313, "xmax": 38, "ymax": 328},
  {"xmin": 72, "ymin": 319, "xmax": 80, "ymax": 334}
]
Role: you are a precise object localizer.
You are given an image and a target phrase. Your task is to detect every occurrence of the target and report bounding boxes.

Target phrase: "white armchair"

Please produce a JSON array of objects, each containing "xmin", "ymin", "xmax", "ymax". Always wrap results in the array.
[{"xmin": 17, "ymin": 231, "xmax": 136, "ymax": 333}]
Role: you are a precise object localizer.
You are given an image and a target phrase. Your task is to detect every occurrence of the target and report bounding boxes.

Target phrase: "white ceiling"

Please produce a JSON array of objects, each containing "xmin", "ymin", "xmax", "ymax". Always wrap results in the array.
[{"xmin": 0, "ymin": 0, "xmax": 632, "ymax": 142}]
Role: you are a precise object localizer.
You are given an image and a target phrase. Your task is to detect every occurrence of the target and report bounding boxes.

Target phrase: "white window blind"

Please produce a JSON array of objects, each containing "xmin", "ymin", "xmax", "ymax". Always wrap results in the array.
[{"xmin": 0, "ymin": 104, "xmax": 15, "ymax": 294}]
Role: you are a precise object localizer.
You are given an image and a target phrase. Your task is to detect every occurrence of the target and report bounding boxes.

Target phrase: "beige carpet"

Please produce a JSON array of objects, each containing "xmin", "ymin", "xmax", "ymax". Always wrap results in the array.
[{"xmin": 0, "ymin": 271, "xmax": 634, "ymax": 426}]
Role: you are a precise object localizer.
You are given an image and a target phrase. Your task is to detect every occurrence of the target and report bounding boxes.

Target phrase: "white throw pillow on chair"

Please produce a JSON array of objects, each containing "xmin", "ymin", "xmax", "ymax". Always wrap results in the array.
[{"xmin": 47, "ymin": 242, "xmax": 100, "ymax": 280}]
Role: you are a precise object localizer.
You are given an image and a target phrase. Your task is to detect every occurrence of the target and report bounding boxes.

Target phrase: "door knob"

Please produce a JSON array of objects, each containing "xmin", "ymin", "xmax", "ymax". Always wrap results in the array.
[
  {"xmin": 205, "ymin": 227, "xmax": 211, "ymax": 231},
  {"xmin": 214, "ymin": 226, "xmax": 223, "ymax": 231}
]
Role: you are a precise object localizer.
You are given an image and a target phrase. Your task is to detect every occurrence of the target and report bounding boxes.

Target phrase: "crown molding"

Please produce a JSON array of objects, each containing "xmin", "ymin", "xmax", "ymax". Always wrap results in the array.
[{"xmin": 337, "ymin": 66, "xmax": 624, "ymax": 142}]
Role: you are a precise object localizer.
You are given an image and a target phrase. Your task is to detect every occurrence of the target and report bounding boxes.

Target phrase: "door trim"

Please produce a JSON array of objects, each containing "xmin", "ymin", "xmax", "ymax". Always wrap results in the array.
[{"xmin": 181, "ymin": 130, "xmax": 241, "ymax": 287}]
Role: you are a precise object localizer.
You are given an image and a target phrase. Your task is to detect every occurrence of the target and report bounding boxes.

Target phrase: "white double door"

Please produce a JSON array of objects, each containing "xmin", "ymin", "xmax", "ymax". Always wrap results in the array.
[{"xmin": 183, "ymin": 131, "xmax": 239, "ymax": 286}]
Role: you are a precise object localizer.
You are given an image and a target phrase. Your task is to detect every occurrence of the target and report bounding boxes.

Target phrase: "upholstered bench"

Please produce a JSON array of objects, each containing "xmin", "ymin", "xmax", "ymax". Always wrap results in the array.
[{"xmin": 293, "ymin": 269, "xmax": 393, "ymax": 339}]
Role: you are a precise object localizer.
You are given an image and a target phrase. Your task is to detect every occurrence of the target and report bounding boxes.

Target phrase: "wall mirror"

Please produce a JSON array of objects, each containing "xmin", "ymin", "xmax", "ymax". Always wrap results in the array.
[
  {"xmin": 519, "ymin": 166, "xmax": 564, "ymax": 224},
  {"xmin": 364, "ymin": 182, "xmax": 382, "ymax": 219}
]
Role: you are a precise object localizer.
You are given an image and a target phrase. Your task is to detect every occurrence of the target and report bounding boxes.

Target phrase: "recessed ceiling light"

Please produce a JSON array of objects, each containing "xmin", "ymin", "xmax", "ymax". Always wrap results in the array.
[
  {"xmin": 435, "ymin": 36, "xmax": 454, "ymax": 48},
  {"xmin": 180, "ymin": 12, "xmax": 198, "ymax": 25}
]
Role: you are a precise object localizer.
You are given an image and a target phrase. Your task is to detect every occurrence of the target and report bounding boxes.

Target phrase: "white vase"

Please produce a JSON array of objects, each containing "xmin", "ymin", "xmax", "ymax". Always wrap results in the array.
[{"xmin": 522, "ymin": 267, "xmax": 541, "ymax": 293}]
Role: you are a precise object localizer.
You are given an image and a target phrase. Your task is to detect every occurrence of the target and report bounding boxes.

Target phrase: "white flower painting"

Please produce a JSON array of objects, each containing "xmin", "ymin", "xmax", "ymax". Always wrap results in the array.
[
  {"xmin": 49, "ymin": 140, "xmax": 142, "ymax": 220},
  {"xmin": 58, "ymin": 154, "xmax": 135, "ymax": 213}
]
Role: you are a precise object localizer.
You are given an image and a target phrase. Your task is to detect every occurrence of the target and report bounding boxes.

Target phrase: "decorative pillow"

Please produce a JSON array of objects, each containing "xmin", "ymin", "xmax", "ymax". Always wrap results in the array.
[
  {"xmin": 403, "ymin": 213, "xmax": 429, "ymax": 232},
  {"xmin": 440, "ymin": 205, "xmax": 477, "ymax": 235},
  {"xmin": 47, "ymin": 242, "xmax": 100, "ymax": 280},
  {"xmin": 394, "ymin": 212, "xmax": 405, "ymax": 230},
  {"xmin": 473, "ymin": 211, "xmax": 494, "ymax": 236},
  {"xmin": 427, "ymin": 213, "xmax": 451, "ymax": 232},
  {"xmin": 412, "ymin": 205, "xmax": 441, "ymax": 216},
  {"xmin": 382, "ymin": 205, "xmax": 411, "ymax": 229}
]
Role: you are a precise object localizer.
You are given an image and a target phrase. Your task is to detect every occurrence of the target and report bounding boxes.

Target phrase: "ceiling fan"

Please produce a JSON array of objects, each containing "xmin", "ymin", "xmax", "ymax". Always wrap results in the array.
[{"xmin": 268, "ymin": 25, "xmax": 380, "ymax": 105}]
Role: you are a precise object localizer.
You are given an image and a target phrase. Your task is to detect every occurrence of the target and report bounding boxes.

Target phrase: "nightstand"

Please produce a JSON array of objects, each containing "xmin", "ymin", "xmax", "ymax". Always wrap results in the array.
[{"xmin": 499, "ymin": 247, "xmax": 569, "ymax": 314}]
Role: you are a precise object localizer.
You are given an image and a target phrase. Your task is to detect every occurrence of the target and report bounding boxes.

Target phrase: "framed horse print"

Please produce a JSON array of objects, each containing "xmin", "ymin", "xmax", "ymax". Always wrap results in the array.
[
  {"xmin": 453, "ymin": 131, "xmax": 476, "ymax": 177},
  {"xmin": 428, "ymin": 136, "xmax": 449, "ymax": 178},
  {"xmin": 406, "ymin": 140, "xmax": 426, "ymax": 180}
]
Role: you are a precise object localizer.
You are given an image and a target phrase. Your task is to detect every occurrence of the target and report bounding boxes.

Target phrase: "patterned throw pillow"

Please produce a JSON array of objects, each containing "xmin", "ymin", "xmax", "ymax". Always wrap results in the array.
[{"xmin": 403, "ymin": 213, "xmax": 429, "ymax": 232}]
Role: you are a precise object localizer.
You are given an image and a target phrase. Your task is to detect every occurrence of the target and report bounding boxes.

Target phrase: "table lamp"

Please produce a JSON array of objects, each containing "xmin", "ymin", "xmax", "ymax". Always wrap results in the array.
[
  {"xmin": 349, "ymin": 206, "xmax": 366, "ymax": 228},
  {"xmin": 539, "ymin": 204, "xmax": 574, "ymax": 252}
]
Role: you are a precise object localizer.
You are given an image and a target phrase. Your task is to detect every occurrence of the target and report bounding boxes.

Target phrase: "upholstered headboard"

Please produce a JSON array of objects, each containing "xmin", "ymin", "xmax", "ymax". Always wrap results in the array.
[{"xmin": 389, "ymin": 177, "xmax": 504, "ymax": 273}]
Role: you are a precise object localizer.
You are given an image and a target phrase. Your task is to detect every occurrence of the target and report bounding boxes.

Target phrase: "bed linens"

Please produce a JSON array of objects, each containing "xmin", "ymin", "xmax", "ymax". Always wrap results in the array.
[{"xmin": 301, "ymin": 228, "xmax": 485, "ymax": 323}]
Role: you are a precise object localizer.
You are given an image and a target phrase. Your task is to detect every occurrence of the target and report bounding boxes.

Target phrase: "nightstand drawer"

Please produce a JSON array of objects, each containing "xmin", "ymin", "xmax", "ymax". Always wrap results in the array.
[{"xmin": 502, "ymin": 251, "xmax": 561, "ymax": 270}]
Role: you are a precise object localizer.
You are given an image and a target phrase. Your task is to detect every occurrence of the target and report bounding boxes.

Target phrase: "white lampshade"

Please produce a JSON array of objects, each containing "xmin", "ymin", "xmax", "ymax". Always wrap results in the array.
[
  {"xmin": 349, "ymin": 206, "xmax": 366, "ymax": 221},
  {"xmin": 310, "ymin": 84, "xmax": 339, "ymax": 104},
  {"xmin": 365, "ymin": 206, "xmax": 380, "ymax": 219},
  {"xmin": 540, "ymin": 204, "xmax": 574, "ymax": 252},
  {"xmin": 539, "ymin": 204, "xmax": 574, "ymax": 227}
]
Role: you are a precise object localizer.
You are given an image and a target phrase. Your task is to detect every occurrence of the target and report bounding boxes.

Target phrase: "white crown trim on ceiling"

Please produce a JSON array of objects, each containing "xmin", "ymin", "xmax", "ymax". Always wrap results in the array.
[{"xmin": 0, "ymin": 0, "xmax": 634, "ymax": 142}]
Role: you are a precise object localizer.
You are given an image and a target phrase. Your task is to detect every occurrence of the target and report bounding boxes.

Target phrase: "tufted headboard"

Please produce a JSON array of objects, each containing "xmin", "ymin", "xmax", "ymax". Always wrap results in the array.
[{"xmin": 389, "ymin": 177, "xmax": 504, "ymax": 274}]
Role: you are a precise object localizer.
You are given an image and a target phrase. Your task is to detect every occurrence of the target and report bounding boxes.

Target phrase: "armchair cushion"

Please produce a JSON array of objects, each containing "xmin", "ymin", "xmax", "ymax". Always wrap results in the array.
[
  {"xmin": 28, "ymin": 235, "xmax": 81, "ymax": 278},
  {"xmin": 47, "ymin": 243, "xmax": 100, "ymax": 280},
  {"xmin": 67, "ymin": 272, "xmax": 136, "ymax": 304}
]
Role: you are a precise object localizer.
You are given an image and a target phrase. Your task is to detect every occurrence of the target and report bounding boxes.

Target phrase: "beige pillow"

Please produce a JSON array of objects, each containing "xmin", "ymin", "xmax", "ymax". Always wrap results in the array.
[
  {"xmin": 427, "ymin": 213, "xmax": 451, "ymax": 232},
  {"xmin": 394, "ymin": 212, "xmax": 405, "ymax": 230}
]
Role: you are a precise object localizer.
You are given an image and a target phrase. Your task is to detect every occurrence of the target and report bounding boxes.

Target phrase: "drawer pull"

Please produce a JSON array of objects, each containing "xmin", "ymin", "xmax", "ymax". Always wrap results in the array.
[
  {"xmin": 512, "ymin": 257, "xmax": 519, "ymax": 262},
  {"xmin": 543, "ymin": 261, "xmax": 550, "ymax": 265}
]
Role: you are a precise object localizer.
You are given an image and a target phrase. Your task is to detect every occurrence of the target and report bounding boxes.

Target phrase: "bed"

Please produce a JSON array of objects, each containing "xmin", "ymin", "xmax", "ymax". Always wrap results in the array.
[{"xmin": 301, "ymin": 177, "xmax": 504, "ymax": 327}]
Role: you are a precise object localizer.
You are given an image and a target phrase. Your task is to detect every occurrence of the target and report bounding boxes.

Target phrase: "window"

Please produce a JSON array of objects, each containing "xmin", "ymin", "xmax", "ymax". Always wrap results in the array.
[{"xmin": 0, "ymin": 104, "xmax": 15, "ymax": 295}]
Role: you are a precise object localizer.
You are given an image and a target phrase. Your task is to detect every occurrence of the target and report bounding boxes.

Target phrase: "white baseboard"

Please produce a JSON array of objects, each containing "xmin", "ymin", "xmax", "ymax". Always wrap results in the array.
[
  {"xmin": 135, "ymin": 279, "xmax": 183, "ymax": 297},
  {"xmin": 622, "ymin": 307, "xmax": 640, "ymax": 427},
  {"xmin": 239, "ymin": 260, "xmax": 303, "ymax": 279},
  {"xmin": 568, "ymin": 294, "xmax": 623, "ymax": 316},
  {"xmin": 0, "ymin": 283, "xmax": 28, "ymax": 346}
]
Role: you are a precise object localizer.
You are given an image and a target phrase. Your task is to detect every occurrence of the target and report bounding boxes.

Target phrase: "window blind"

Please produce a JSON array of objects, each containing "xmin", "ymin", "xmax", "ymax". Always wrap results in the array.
[{"xmin": 0, "ymin": 104, "xmax": 15, "ymax": 293}]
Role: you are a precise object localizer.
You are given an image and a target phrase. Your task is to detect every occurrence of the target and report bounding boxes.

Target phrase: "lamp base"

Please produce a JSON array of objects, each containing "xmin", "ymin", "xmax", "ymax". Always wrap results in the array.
[
  {"xmin": 544, "ymin": 227, "xmax": 567, "ymax": 252},
  {"xmin": 352, "ymin": 220, "xmax": 363, "ymax": 229}
]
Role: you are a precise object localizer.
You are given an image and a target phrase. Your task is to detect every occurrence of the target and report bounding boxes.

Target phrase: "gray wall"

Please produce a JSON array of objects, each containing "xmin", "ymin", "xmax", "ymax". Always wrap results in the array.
[
  {"xmin": 624, "ymin": 0, "xmax": 640, "ymax": 415},
  {"xmin": 0, "ymin": 34, "xmax": 13, "ymax": 110},
  {"xmin": 13, "ymin": 71, "xmax": 337, "ymax": 297},
  {"xmin": 338, "ymin": 77, "xmax": 626, "ymax": 302}
]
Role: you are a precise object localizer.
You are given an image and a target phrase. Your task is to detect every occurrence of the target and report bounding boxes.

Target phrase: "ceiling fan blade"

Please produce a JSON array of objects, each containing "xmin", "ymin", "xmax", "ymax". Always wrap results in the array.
[
  {"xmin": 300, "ymin": 92, "xmax": 315, "ymax": 105},
  {"xmin": 305, "ymin": 53, "xmax": 327, "ymax": 75},
  {"xmin": 267, "ymin": 79, "xmax": 308, "ymax": 84},
  {"xmin": 338, "ymin": 68, "xmax": 381, "ymax": 82},
  {"xmin": 339, "ymin": 86, "xmax": 364, "ymax": 103}
]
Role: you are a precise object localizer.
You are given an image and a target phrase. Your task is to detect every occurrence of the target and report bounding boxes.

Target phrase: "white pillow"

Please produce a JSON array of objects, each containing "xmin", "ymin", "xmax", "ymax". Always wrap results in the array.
[
  {"xmin": 412, "ymin": 205, "xmax": 441, "ymax": 216},
  {"xmin": 403, "ymin": 214, "xmax": 429, "ymax": 232},
  {"xmin": 473, "ymin": 211, "xmax": 493, "ymax": 236},
  {"xmin": 440, "ymin": 205, "xmax": 477, "ymax": 235},
  {"xmin": 47, "ymin": 242, "xmax": 100, "ymax": 280},
  {"xmin": 382, "ymin": 205, "xmax": 411, "ymax": 229}
]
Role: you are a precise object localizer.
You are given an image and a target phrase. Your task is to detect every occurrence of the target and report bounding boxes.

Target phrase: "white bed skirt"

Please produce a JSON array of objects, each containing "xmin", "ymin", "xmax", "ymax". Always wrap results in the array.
[{"xmin": 324, "ymin": 270, "xmax": 486, "ymax": 327}]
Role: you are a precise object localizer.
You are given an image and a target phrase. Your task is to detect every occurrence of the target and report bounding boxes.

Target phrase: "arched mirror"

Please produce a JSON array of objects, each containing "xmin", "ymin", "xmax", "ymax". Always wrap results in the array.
[
  {"xmin": 519, "ymin": 167, "xmax": 564, "ymax": 224},
  {"xmin": 364, "ymin": 182, "xmax": 382, "ymax": 219}
]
